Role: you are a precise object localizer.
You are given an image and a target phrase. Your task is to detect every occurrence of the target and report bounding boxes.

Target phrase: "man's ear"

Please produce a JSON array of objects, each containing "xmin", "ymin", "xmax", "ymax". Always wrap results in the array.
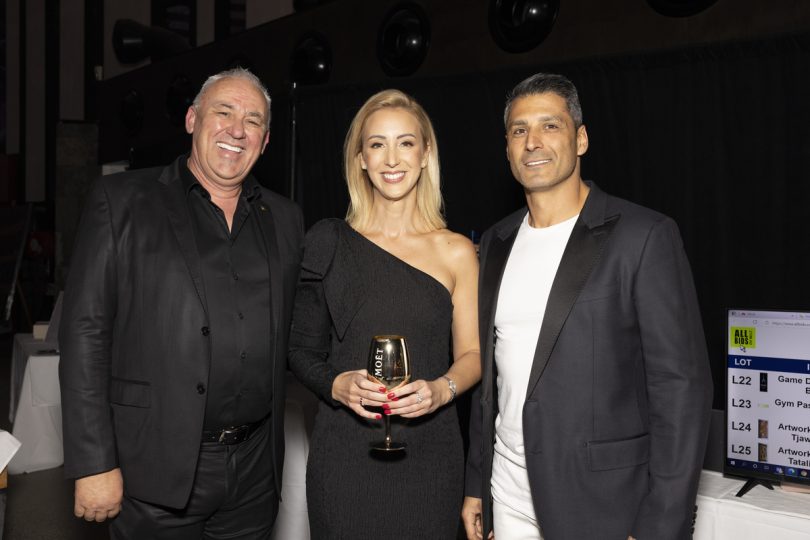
[
  {"xmin": 261, "ymin": 130, "xmax": 270, "ymax": 154},
  {"xmin": 576, "ymin": 125, "xmax": 589, "ymax": 157},
  {"xmin": 185, "ymin": 106, "xmax": 196, "ymax": 135}
]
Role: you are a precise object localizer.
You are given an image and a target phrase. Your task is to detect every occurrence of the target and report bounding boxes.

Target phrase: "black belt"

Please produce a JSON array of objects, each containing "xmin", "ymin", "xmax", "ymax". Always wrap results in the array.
[{"xmin": 201, "ymin": 417, "xmax": 266, "ymax": 445}]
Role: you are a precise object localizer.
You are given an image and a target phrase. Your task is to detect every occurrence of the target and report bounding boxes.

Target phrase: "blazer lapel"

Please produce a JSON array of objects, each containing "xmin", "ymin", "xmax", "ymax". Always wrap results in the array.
[
  {"xmin": 254, "ymin": 196, "xmax": 282, "ymax": 339},
  {"xmin": 480, "ymin": 210, "xmax": 524, "ymax": 402},
  {"xmin": 525, "ymin": 185, "xmax": 618, "ymax": 398},
  {"xmin": 161, "ymin": 161, "xmax": 208, "ymax": 316}
]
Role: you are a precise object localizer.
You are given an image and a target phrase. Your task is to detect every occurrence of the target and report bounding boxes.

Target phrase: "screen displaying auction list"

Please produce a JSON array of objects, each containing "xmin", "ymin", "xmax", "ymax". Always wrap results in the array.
[{"xmin": 727, "ymin": 309, "xmax": 810, "ymax": 481}]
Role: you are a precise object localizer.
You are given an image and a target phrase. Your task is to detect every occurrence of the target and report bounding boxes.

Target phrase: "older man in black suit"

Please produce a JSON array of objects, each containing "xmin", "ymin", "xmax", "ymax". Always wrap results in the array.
[
  {"xmin": 59, "ymin": 67, "xmax": 304, "ymax": 539},
  {"xmin": 462, "ymin": 73, "xmax": 712, "ymax": 540}
]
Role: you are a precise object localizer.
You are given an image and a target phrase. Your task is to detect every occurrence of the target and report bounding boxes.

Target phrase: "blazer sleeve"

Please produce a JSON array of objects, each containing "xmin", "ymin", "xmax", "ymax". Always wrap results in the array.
[
  {"xmin": 288, "ymin": 220, "xmax": 343, "ymax": 405},
  {"xmin": 630, "ymin": 218, "xmax": 713, "ymax": 539},
  {"xmin": 465, "ymin": 227, "xmax": 493, "ymax": 500},
  {"xmin": 58, "ymin": 178, "xmax": 120, "ymax": 479},
  {"xmin": 465, "ymin": 383, "xmax": 484, "ymax": 498}
]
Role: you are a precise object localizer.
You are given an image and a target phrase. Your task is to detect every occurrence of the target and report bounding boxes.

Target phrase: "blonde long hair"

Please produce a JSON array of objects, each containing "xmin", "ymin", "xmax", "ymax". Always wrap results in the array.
[{"xmin": 343, "ymin": 89, "xmax": 445, "ymax": 231}]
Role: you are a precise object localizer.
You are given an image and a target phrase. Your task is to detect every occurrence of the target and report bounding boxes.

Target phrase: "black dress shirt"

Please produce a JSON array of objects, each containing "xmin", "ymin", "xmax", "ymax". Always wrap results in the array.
[{"xmin": 181, "ymin": 162, "xmax": 273, "ymax": 430}]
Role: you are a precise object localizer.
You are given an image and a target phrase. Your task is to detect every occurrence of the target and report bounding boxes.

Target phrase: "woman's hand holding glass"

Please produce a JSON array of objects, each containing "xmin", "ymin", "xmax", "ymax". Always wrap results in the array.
[
  {"xmin": 333, "ymin": 372, "xmax": 451, "ymax": 419},
  {"xmin": 384, "ymin": 376, "xmax": 451, "ymax": 418},
  {"xmin": 331, "ymin": 369, "xmax": 388, "ymax": 420}
]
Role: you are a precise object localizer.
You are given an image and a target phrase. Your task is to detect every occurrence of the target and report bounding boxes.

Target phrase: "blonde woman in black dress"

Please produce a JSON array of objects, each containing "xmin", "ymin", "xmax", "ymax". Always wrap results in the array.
[{"xmin": 289, "ymin": 89, "xmax": 481, "ymax": 539}]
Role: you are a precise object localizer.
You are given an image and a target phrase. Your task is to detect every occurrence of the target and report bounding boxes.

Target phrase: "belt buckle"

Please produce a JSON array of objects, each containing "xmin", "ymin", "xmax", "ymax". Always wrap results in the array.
[{"xmin": 218, "ymin": 426, "xmax": 240, "ymax": 444}]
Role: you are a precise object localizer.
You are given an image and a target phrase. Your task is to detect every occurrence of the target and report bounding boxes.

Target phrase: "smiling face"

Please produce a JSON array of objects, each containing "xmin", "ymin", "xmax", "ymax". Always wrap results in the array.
[
  {"xmin": 505, "ymin": 92, "xmax": 588, "ymax": 194},
  {"xmin": 358, "ymin": 107, "xmax": 429, "ymax": 203},
  {"xmin": 185, "ymin": 77, "xmax": 269, "ymax": 193}
]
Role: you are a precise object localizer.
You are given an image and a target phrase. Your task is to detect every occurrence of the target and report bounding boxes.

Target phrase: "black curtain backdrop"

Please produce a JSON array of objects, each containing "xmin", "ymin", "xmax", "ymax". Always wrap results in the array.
[{"xmin": 293, "ymin": 32, "xmax": 810, "ymax": 409}]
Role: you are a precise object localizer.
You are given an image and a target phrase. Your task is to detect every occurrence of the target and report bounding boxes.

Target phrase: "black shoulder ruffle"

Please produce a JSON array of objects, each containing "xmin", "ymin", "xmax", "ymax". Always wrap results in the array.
[{"xmin": 301, "ymin": 219, "xmax": 368, "ymax": 340}]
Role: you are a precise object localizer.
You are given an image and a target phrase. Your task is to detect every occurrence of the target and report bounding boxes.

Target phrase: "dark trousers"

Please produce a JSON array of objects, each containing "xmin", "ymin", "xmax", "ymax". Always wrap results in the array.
[{"xmin": 110, "ymin": 420, "xmax": 277, "ymax": 539}]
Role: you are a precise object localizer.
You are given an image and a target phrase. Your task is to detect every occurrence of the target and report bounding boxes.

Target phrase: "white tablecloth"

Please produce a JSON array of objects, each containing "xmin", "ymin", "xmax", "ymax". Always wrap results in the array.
[
  {"xmin": 695, "ymin": 470, "xmax": 810, "ymax": 539},
  {"xmin": 8, "ymin": 353, "xmax": 63, "ymax": 474},
  {"xmin": 9, "ymin": 333, "xmax": 58, "ymax": 423},
  {"xmin": 272, "ymin": 373, "xmax": 318, "ymax": 540}
]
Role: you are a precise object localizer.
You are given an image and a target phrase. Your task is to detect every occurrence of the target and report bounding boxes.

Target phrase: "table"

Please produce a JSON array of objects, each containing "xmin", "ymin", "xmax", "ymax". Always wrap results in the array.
[
  {"xmin": 272, "ymin": 373, "xmax": 318, "ymax": 540},
  {"xmin": 9, "ymin": 333, "xmax": 58, "ymax": 423},
  {"xmin": 695, "ymin": 470, "xmax": 810, "ymax": 539},
  {"xmin": 8, "ymin": 351, "xmax": 63, "ymax": 474}
]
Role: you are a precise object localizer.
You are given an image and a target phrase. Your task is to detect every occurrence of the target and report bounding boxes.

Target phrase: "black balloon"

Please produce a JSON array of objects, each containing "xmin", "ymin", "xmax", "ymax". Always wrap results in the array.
[
  {"xmin": 377, "ymin": 2, "xmax": 430, "ymax": 77},
  {"xmin": 291, "ymin": 34, "xmax": 332, "ymax": 85},
  {"xmin": 489, "ymin": 0, "xmax": 559, "ymax": 53}
]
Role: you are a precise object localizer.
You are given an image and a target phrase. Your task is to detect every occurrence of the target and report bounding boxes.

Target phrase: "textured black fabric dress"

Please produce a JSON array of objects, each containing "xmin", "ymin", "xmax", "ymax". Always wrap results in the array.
[{"xmin": 289, "ymin": 219, "xmax": 464, "ymax": 540}]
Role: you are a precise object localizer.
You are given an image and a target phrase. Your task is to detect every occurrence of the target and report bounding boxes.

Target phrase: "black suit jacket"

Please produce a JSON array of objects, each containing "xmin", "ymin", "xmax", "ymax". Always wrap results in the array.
[
  {"xmin": 466, "ymin": 183, "xmax": 712, "ymax": 539},
  {"xmin": 59, "ymin": 157, "xmax": 304, "ymax": 509}
]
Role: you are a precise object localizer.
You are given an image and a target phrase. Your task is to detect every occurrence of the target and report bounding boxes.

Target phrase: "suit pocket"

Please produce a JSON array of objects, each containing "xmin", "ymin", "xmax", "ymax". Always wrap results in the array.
[
  {"xmin": 588, "ymin": 433, "xmax": 650, "ymax": 471},
  {"xmin": 575, "ymin": 283, "xmax": 619, "ymax": 304},
  {"xmin": 110, "ymin": 377, "xmax": 151, "ymax": 408}
]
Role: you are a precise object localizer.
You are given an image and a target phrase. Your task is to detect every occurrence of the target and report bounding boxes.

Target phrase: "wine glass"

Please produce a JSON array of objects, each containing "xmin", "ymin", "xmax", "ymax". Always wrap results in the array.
[{"xmin": 367, "ymin": 335, "xmax": 410, "ymax": 451}]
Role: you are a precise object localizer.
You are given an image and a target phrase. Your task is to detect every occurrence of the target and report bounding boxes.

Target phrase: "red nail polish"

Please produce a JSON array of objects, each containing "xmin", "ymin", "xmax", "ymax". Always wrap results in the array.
[
  {"xmin": 382, "ymin": 403, "xmax": 390, "ymax": 410},
  {"xmin": 379, "ymin": 387, "xmax": 386, "ymax": 393},
  {"xmin": 375, "ymin": 414, "xmax": 382, "ymax": 420},
  {"xmin": 384, "ymin": 409, "xmax": 391, "ymax": 415},
  {"xmin": 392, "ymin": 396, "xmax": 399, "ymax": 401},
  {"xmin": 387, "ymin": 392, "xmax": 396, "ymax": 399}
]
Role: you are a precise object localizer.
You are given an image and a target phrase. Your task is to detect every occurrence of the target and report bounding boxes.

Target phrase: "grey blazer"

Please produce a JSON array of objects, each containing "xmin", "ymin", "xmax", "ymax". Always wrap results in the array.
[{"xmin": 466, "ymin": 182, "xmax": 712, "ymax": 539}]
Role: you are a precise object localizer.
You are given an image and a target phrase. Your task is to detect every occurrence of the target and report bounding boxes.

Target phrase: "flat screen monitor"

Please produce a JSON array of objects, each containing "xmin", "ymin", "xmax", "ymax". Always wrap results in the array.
[{"xmin": 725, "ymin": 308, "xmax": 810, "ymax": 496}]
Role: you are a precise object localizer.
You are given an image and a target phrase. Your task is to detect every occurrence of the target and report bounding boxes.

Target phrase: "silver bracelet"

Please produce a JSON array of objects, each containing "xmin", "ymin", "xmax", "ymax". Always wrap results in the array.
[{"xmin": 441, "ymin": 375, "xmax": 457, "ymax": 402}]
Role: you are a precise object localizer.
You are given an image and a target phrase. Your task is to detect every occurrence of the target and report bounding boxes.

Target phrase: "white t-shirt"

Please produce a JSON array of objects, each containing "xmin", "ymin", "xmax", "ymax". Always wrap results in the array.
[{"xmin": 491, "ymin": 212, "xmax": 578, "ymax": 521}]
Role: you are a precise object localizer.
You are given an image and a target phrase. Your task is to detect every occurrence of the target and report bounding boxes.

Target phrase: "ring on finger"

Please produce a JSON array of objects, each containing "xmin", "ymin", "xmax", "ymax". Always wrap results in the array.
[
  {"xmin": 360, "ymin": 396, "xmax": 365, "ymax": 406},
  {"xmin": 416, "ymin": 391, "xmax": 424, "ymax": 404}
]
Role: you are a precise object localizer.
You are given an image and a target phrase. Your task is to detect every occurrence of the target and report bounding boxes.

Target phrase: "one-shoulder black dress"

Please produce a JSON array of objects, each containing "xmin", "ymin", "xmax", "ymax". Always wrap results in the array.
[{"xmin": 289, "ymin": 219, "xmax": 463, "ymax": 540}]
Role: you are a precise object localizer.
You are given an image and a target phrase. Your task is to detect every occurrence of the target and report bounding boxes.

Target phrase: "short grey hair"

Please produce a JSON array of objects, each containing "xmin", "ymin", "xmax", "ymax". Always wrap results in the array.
[
  {"xmin": 192, "ymin": 67, "xmax": 272, "ymax": 129},
  {"xmin": 504, "ymin": 72, "xmax": 583, "ymax": 129}
]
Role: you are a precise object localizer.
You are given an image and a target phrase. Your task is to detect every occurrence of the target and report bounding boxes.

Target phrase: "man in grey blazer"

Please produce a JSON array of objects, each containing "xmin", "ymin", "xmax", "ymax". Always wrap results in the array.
[
  {"xmin": 59, "ymin": 67, "xmax": 304, "ymax": 538},
  {"xmin": 462, "ymin": 73, "xmax": 712, "ymax": 539}
]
